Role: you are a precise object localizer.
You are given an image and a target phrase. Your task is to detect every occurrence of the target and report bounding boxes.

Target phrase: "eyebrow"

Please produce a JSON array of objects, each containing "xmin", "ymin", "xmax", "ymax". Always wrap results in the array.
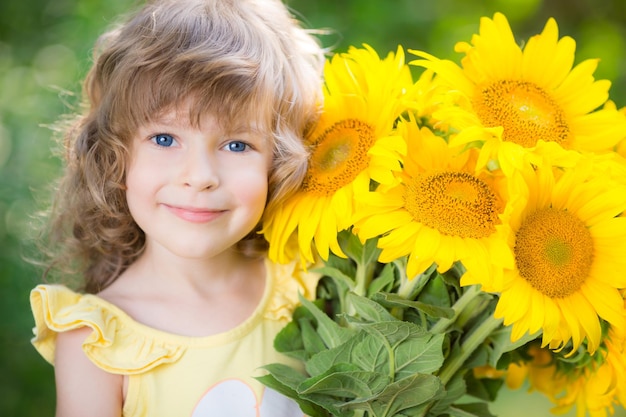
[
  {"xmin": 143, "ymin": 114, "xmax": 267, "ymax": 137},
  {"xmin": 145, "ymin": 101, "xmax": 269, "ymax": 133}
]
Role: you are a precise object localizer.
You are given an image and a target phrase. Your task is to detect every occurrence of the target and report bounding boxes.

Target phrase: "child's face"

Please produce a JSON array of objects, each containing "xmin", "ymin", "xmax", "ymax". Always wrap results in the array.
[{"xmin": 125, "ymin": 104, "xmax": 272, "ymax": 260}]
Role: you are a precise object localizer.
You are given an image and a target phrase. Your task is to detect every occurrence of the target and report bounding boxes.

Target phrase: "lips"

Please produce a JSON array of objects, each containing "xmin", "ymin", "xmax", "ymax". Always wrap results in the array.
[{"xmin": 163, "ymin": 204, "xmax": 225, "ymax": 223}]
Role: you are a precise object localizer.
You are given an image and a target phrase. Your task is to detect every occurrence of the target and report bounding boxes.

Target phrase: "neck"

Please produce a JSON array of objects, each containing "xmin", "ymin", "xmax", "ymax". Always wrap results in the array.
[
  {"xmin": 97, "ymin": 242, "xmax": 268, "ymax": 337},
  {"xmin": 110, "ymin": 241, "xmax": 264, "ymax": 298}
]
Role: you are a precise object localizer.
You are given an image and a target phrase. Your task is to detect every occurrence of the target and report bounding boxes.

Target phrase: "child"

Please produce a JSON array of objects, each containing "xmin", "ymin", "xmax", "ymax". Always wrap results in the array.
[{"xmin": 29, "ymin": 0, "xmax": 324, "ymax": 415}]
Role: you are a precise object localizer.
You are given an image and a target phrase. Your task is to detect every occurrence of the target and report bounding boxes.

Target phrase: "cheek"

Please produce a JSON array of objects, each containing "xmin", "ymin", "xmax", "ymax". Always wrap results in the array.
[
  {"xmin": 250, "ymin": 179, "xmax": 270, "ymax": 213},
  {"xmin": 124, "ymin": 167, "xmax": 145, "ymax": 209},
  {"xmin": 125, "ymin": 150, "xmax": 165, "ymax": 190},
  {"xmin": 236, "ymin": 172, "xmax": 269, "ymax": 216},
  {"xmin": 124, "ymin": 157, "xmax": 161, "ymax": 213},
  {"xmin": 124, "ymin": 179, "xmax": 148, "ymax": 225}
]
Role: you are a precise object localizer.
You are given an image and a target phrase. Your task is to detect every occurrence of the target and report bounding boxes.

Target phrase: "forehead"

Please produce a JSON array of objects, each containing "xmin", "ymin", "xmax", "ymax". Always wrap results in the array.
[{"xmin": 150, "ymin": 100, "xmax": 268, "ymax": 136}]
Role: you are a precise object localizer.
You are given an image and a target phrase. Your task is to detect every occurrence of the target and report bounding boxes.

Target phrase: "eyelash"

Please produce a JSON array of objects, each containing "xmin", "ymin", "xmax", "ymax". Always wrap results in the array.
[
  {"xmin": 151, "ymin": 133, "xmax": 176, "ymax": 147},
  {"xmin": 225, "ymin": 141, "xmax": 250, "ymax": 152},
  {"xmin": 149, "ymin": 134, "xmax": 252, "ymax": 152}
]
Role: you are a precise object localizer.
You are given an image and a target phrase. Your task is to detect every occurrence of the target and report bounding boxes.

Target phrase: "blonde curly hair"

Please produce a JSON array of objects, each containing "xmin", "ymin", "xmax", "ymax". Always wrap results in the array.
[{"xmin": 40, "ymin": 0, "xmax": 324, "ymax": 293}]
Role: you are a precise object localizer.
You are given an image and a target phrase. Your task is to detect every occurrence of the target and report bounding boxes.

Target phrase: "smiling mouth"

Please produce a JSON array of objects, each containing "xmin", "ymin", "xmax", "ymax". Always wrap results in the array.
[{"xmin": 163, "ymin": 204, "xmax": 225, "ymax": 223}]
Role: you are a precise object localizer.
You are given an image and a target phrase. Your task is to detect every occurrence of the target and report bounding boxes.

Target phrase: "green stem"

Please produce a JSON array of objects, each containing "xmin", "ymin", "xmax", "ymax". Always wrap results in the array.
[
  {"xmin": 396, "ymin": 263, "xmax": 435, "ymax": 299},
  {"xmin": 347, "ymin": 259, "xmax": 375, "ymax": 317},
  {"xmin": 416, "ymin": 314, "xmax": 503, "ymax": 417},
  {"xmin": 353, "ymin": 252, "xmax": 377, "ymax": 297},
  {"xmin": 437, "ymin": 314, "xmax": 504, "ymax": 385},
  {"xmin": 354, "ymin": 261, "xmax": 369, "ymax": 297},
  {"xmin": 430, "ymin": 285, "xmax": 481, "ymax": 334},
  {"xmin": 391, "ymin": 262, "xmax": 435, "ymax": 320}
]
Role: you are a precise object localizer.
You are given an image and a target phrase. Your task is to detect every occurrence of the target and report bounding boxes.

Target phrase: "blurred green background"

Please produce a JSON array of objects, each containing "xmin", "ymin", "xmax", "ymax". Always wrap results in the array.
[{"xmin": 1, "ymin": 0, "xmax": 625, "ymax": 415}]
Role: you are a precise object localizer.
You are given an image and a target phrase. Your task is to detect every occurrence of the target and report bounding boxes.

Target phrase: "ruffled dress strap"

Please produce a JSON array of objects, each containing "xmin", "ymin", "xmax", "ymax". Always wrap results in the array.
[
  {"xmin": 30, "ymin": 284, "xmax": 185, "ymax": 375},
  {"xmin": 264, "ymin": 259, "xmax": 321, "ymax": 322}
]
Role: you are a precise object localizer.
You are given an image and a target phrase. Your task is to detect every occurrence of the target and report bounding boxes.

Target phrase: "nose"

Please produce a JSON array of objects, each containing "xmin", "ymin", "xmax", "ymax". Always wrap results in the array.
[{"xmin": 181, "ymin": 149, "xmax": 219, "ymax": 190}]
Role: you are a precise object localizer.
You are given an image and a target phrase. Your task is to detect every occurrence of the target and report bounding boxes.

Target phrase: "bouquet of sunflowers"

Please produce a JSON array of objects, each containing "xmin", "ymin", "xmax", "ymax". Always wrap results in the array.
[{"xmin": 259, "ymin": 12, "xmax": 626, "ymax": 417}]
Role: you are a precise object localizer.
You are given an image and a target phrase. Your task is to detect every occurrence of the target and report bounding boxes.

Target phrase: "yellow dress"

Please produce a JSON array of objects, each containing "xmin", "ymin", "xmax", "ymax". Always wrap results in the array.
[{"xmin": 30, "ymin": 260, "xmax": 319, "ymax": 417}]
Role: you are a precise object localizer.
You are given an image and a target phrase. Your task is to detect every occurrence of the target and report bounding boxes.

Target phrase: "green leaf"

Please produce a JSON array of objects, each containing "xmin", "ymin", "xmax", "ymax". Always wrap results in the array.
[
  {"xmin": 380, "ymin": 374, "xmax": 444, "ymax": 415},
  {"xmin": 447, "ymin": 402, "xmax": 496, "ymax": 417},
  {"xmin": 298, "ymin": 293, "xmax": 355, "ymax": 349},
  {"xmin": 394, "ymin": 331, "xmax": 445, "ymax": 378},
  {"xmin": 462, "ymin": 343, "xmax": 490, "ymax": 371},
  {"xmin": 440, "ymin": 263, "xmax": 464, "ymax": 290},
  {"xmin": 355, "ymin": 320, "xmax": 445, "ymax": 378},
  {"xmin": 358, "ymin": 321, "xmax": 426, "ymax": 350},
  {"xmin": 360, "ymin": 235, "xmax": 382, "ymax": 266},
  {"xmin": 273, "ymin": 320, "xmax": 306, "ymax": 360},
  {"xmin": 256, "ymin": 364, "xmax": 329, "ymax": 417},
  {"xmin": 372, "ymin": 292, "xmax": 455, "ymax": 319},
  {"xmin": 350, "ymin": 330, "xmax": 395, "ymax": 374},
  {"xmin": 427, "ymin": 371, "xmax": 467, "ymax": 415},
  {"xmin": 323, "ymin": 327, "xmax": 397, "ymax": 376},
  {"xmin": 342, "ymin": 373, "xmax": 444, "ymax": 417},
  {"xmin": 273, "ymin": 303, "xmax": 331, "ymax": 360},
  {"xmin": 305, "ymin": 332, "xmax": 372, "ymax": 376},
  {"xmin": 367, "ymin": 263, "xmax": 397, "ymax": 297},
  {"xmin": 339, "ymin": 231, "xmax": 380, "ymax": 268},
  {"xmin": 418, "ymin": 274, "xmax": 452, "ymax": 308},
  {"xmin": 324, "ymin": 251, "xmax": 357, "ymax": 277},
  {"xmin": 301, "ymin": 317, "xmax": 329, "ymax": 357},
  {"xmin": 337, "ymin": 229, "xmax": 364, "ymax": 260},
  {"xmin": 314, "ymin": 265, "xmax": 356, "ymax": 293},
  {"xmin": 465, "ymin": 371, "xmax": 504, "ymax": 402},
  {"xmin": 346, "ymin": 292, "xmax": 397, "ymax": 322},
  {"xmin": 257, "ymin": 363, "xmax": 306, "ymax": 391},
  {"xmin": 298, "ymin": 364, "xmax": 390, "ymax": 399},
  {"xmin": 487, "ymin": 326, "xmax": 539, "ymax": 368},
  {"xmin": 306, "ymin": 319, "xmax": 446, "ymax": 383}
]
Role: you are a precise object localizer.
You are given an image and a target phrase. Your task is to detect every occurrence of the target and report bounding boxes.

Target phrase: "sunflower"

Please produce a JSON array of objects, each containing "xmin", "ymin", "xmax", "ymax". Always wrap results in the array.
[
  {"xmin": 603, "ymin": 327, "xmax": 626, "ymax": 412},
  {"xmin": 544, "ymin": 298, "xmax": 626, "ymax": 416},
  {"xmin": 493, "ymin": 161, "xmax": 626, "ymax": 354},
  {"xmin": 505, "ymin": 343, "xmax": 568, "ymax": 398},
  {"xmin": 263, "ymin": 44, "xmax": 413, "ymax": 264},
  {"xmin": 551, "ymin": 355, "xmax": 622, "ymax": 416},
  {"xmin": 511, "ymin": 328, "xmax": 626, "ymax": 417},
  {"xmin": 352, "ymin": 115, "xmax": 514, "ymax": 283},
  {"xmin": 552, "ymin": 367, "xmax": 618, "ymax": 417},
  {"xmin": 615, "ymin": 105, "xmax": 626, "ymax": 161},
  {"xmin": 409, "ymin": 12, "xmax": 626, "ymax": 175}
]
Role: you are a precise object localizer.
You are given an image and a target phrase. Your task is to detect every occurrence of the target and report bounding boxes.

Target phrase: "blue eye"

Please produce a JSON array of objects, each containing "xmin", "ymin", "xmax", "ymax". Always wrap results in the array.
[
  {"xmin": 152, "ymin": 134, "xmax": 175, "ymax": 147},
  {"xmin": 227, "ymin": 141, "xmax": 248, "ymax": 152}
]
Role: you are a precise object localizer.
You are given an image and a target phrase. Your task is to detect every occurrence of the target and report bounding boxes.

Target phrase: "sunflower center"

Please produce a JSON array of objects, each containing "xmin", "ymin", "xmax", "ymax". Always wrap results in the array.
[
  {"xmin": 514, "ymin": 207, "xmax": 594, "ymax": 298},
  {"xmin": 403, "ymin": 171, "xmax": 500, "ymax": 238},
  {"xmin": 472, "ymin": 80, "xmax": 570, "ymax": 147},
  {"xmin": 302, "ymin": 119, "xmax": 375, "ymax": 196}
]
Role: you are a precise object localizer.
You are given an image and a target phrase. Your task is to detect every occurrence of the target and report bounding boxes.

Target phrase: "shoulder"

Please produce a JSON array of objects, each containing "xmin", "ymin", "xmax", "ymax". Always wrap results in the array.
[
  {"xmin": 30, "ymin": 284, "xmax": 185, "ymax": 374},
  {"xmin": 54, "ymin": 327, "xmax": 124, "ymax": 417},
  {"xmin": 30, "ymin": 284, "xmax": 116, "ymax": 365},
  {"xmin": 54, "ymin": 327, "xmax": 112, "ymax": 376}
]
